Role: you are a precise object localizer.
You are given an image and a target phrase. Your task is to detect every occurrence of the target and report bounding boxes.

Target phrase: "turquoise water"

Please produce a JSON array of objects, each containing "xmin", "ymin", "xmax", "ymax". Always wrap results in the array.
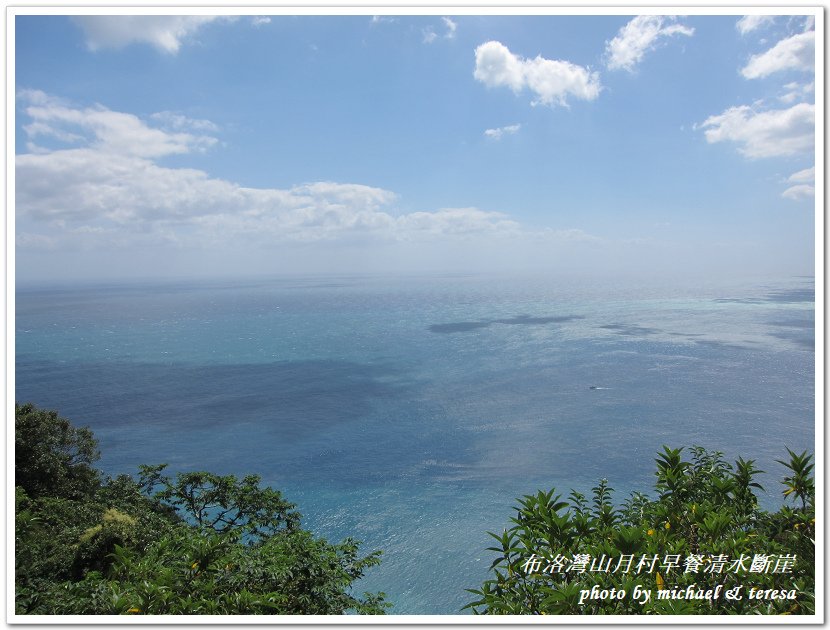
[{"xmin": 15, "ymin": 273, "xmax": 814, "ymax": 613}]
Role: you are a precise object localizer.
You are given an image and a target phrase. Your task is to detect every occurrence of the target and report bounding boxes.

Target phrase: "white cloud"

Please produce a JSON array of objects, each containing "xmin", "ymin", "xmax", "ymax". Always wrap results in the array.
[
  {"xmin": 396, "ymin": 208, "xmax": 520, "ymax": 239},
  {"xmin": 782, "ymin": 166, "xmax": 815, "ymax": 200},
  {"xmin": 23, "ymin": 120, "xmax": 84, "ymax": 144},
  {"xmin": 19, "ymin": 90, "xmax": 217, "ymax": 158},
  {"xmin": 484, "ymin": 124, "xmax": 521, "ymax": 140},
  {"xmin": 252, "ymin": 17, "xmax": 271, "ymax": 28},
  {"xmin": 424, "ymin": 17, "xmax": 457, "ymax": 43},
  {"xmin": 741, "ymin": 31, "xmax": 815, "ymax": 79},
  {"xmin": 17, "ymin": 144, "xmax": 521, "ymax": 246},
  {"xmin": 474, "ymin": 41, "xmax": 525, "ymax": 91},
  {"xmin": 150, "ymin": 111, "xmax": 220, "ymax": 133},
  {"xmin": 781, "ymin": 184, "xmax": 814, "ymax": 200},
  {"xmin": 17, "ymin": 93, "xmax": 537, "ymax": 250},
  {"xmin": 72, "ymin": 16, "xmax": 224, "ymax": 54},
  {"xmin": 697, "ymin": 103, "xmax": 814, "ymax": 158},
  {"xmin": 736, "ymin": 15, "xmax": 776, "ymax": 35},
  {"xmin": 473, "ymin": 41, "xmax": 601, "ymax": 107},
  {"xmin": 779, "ymin": 81, "xmax": 814, "ymax": 104},
  {"xmin": 787, "ymin": 166, "xmax": 815, "ymax": 183},
  {"xmin": 605, "ymin": 15, "xmax": 694, "ymax": 72},
  {"xmin": 442, "ymin": 17, "xmax": 457, "ymax": 39}
]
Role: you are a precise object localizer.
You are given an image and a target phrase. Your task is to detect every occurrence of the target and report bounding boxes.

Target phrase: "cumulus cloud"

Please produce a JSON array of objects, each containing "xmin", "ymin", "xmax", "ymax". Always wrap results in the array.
[
  {"xmin": 16, "ymin": 92, "xmax": 535, "ymax": 250},
  {"xmin": 71, "ymin": 16, "xmax": 226, "ymax": 54},
  {"xmin": 484, "ymin": 124, "xmax": 521, "ymax": 140},
  {"xmin": 605, "ymin": 15, "xmax": 694, "ymax": 72},
  {"xmin": 741, "ymin": 31, "xmax": 815, "ymax": 79},
  {"xmin": 474, "ymin": 41, "xmax": 601, "ymax": 107},
  {"xmin": 16, "ymin": 145, "xmax": 518, "ymax": 246},
  {"xmin": 697, "ymin": 103, "xmax": 814, "ymax": 158},
  {"xmin": 782, "ymin": 166, "xmax": 815, "ymax": 200},
  {"xmin": 736, "ymin": 15, "xmax": 776, "ymax": 35},
  {"xmin": 19, "ymin": 90, "xmax": 218, "ymax": 158}
]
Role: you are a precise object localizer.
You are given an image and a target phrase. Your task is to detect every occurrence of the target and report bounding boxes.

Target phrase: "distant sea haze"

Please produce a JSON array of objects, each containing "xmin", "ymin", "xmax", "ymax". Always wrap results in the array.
[{"xmin": 15, "ymin": 273, "xmax": 814, "ymax": 613}]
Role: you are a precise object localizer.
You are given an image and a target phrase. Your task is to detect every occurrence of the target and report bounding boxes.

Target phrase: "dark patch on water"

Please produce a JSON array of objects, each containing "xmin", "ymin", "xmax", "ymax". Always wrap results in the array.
[
  {"xmin": 769, "ymin": 333, "xmax": 814, "ymax": 349},
  {"xmin": 15, "ymin": 356, "xmax": 486, "ymax": 487},
  {"xmin": 599, "ymin": 323, "xmax": 661, "ymax": 336},
  {"xmin": 429, "ymin": 321, "xmax": 491, "ymax": 333},
  {"xmin": 767, "ymin": 329, "xmax": 815, "ymax": 350},
  {"xmin": 692, "ymin": 339, "xmax": 751, "ymax": 350},
  {"xmin": 767, "ymin": 312, "xmax": 814, "ymax": 350},
  {"xmin": 714, "ymin": 285, "xmax": 814, "ymax": 305},
  {"xmin": 768, "ymin": 317, "xmax": 814, "ymax": 329},
  {"xmin": 713, "ymin": 297, "xmax": 766, "ymax": 304},
  {"xmin": 763, "ymin": 288, "xmax": 814, "ymax": 303},
  {"xmin": 429, "ymin": 314, "xmax": 582, "ymax": 333},
  {"xmin": 493, "ymin": 314, "xmax": 583, "ymax": 325},
  {"xmin": 15, "ymin": 358, "xmax": 402, "ymax": 444}
]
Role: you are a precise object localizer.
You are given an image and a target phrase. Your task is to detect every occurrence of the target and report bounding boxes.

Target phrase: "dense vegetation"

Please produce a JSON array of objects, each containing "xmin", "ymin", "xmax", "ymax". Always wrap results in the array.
[
  {"xmin": 14, "ymin": 403, "xmax": 388, "ymax": 615},
  {"xmin": 466, "ymin": 445, "xmax": 815, "ymax": 615}
]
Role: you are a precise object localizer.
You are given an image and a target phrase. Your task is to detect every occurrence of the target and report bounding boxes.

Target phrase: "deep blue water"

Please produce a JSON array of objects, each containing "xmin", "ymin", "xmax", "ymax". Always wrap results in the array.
[{"xmin": 15, "ymin": 273, "xmax": 815, "ymax": 614}]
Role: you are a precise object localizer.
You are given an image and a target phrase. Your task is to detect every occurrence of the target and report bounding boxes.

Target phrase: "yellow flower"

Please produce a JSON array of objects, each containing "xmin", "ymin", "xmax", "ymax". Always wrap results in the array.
[
  {"xmin": 127, "ymin": 607, "xmax": 140, "ymax": 614},
  {"xmin": 647, "ymin": 529, "xmax": 655, "ymax": 536},
  {"xmin": 191, "ymin": 562, "xmax": 199, "ymax": 569},
  {"xmin": 664, "ymin": 522, "xmax": 671, "ymax": 530}
]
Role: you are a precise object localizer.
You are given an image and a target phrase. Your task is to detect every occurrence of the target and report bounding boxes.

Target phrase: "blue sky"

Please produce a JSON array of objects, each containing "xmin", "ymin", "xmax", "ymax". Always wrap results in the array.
[{"xmin": 14, "ymin": 12, "xmax": 818, "ymax": 281}]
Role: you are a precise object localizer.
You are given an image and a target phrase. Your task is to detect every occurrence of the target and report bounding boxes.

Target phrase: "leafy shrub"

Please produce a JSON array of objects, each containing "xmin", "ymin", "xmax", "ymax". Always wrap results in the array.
[
  {"xmin": 15, "ymin": 403, "xmax": 100, "ymax": 500},
  {"xmin": 466, "ymin": 446, "xmax": 815, "ymax": 615}
]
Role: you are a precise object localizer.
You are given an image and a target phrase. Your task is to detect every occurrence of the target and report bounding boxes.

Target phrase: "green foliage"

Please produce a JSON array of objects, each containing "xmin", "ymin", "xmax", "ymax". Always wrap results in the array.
[
  {"xmin": 467, "ymin": 446, "xmax": 815, "ymax": 615},
  {"xmin": 15, "ymin": 402, "xmax": 100, "ymax": 500},
  {"xmin": 777, "ymin": 449, "xmax": 814, "ymax": 511},
  {"xmin": 15, "ymin": 404, "xmax": 388, "ymax": 615},
  {"xmin": 43, "ymin": 527, "xmax": 386, "ymax": 615},
  {"xmin": 139, "ymin": 466, "xmax": 301, "ymax": 539}
]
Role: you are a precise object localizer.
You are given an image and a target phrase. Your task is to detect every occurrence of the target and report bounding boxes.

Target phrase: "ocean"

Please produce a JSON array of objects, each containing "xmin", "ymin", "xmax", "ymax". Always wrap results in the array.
[{"xmin": 14, "ymin": 272, "xmax": 815, "ymax": 614}]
